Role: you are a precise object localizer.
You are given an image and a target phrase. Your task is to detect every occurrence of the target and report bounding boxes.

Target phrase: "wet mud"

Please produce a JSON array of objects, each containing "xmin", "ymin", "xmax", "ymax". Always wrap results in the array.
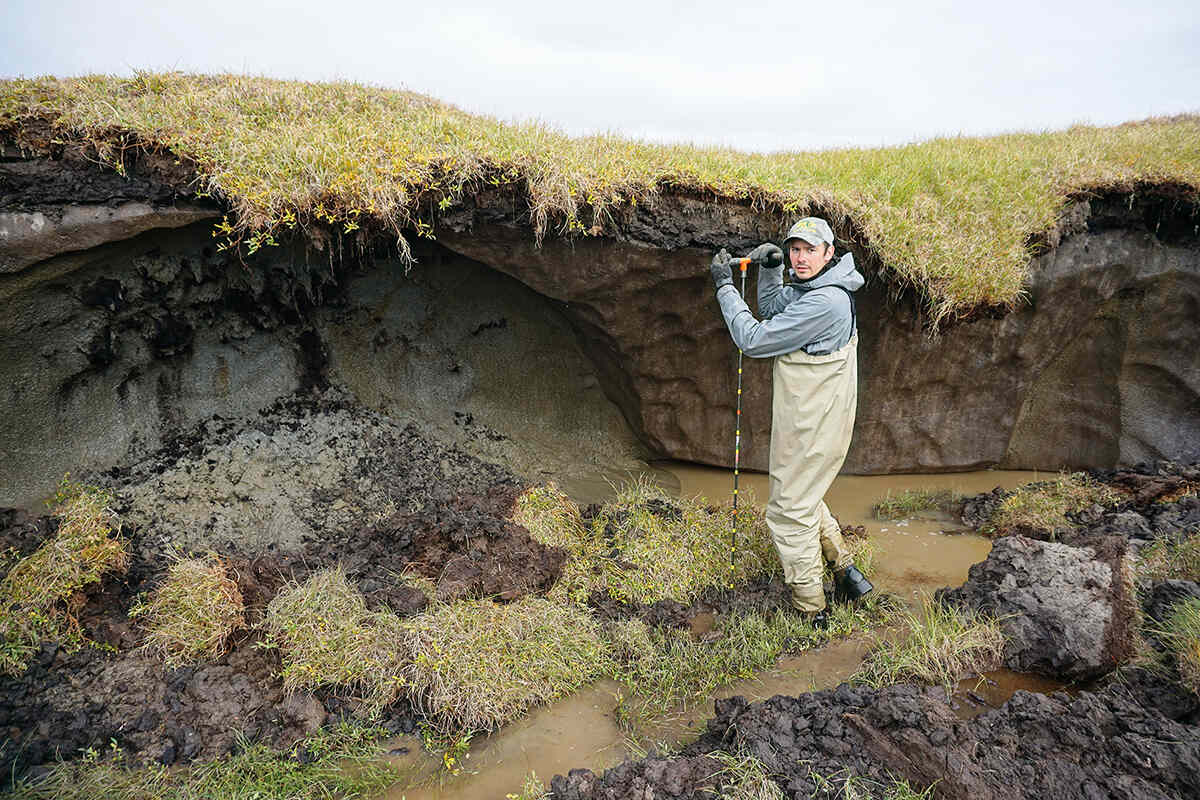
[{"xmin": 555, "ymin": 673, "xmax": 1200, "ymax": 800}]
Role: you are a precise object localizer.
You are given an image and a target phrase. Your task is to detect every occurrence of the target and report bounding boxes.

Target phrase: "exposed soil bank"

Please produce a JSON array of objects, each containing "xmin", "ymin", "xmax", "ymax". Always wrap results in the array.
[
  {"xmin": 5, "ymin": 142, "xmax": 1200, "ymax": 503},
  {"xmin": 439, "ymin": 187, "xmax": 1200, "ymax": 473}
]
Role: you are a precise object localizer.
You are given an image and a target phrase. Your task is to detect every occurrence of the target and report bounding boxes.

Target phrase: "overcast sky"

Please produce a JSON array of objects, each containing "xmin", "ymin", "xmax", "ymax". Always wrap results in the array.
[{"xmin": 2, "ymin": 0, "xmax": 1197, "ymax": 152}]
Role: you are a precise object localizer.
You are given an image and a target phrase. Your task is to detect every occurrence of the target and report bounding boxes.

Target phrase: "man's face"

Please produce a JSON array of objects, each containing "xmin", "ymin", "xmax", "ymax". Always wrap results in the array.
[{"xmin": 789, "ymin": 239, "xmax": 834, "ymax": 280}]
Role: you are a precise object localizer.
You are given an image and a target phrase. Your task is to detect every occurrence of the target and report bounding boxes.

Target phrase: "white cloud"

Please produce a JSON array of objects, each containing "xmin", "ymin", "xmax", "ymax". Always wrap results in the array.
[{"xmin": 1, "ymin": 0, "xmax": 1196, "ymax": 150}]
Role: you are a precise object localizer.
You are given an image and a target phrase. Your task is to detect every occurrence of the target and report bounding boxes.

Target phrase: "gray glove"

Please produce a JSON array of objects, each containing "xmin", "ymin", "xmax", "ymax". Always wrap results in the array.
[
  {"xmin": 710, "ymin": 248, "xmax": 733, "ymax": 292},
  {"xmin": 749, "ymin": 242, "xmax": 783, "ymax": 267}
]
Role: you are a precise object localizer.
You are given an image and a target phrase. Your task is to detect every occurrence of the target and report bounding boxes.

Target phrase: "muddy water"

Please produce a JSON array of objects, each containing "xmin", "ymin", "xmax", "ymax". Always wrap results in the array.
[
  {"xmin": 660, "ymin": 463, "xmax": 1045, "ymax": 604},
  {"xmin": 382, "ymin": 466, "xmax": 1050, "ymax": 799}
]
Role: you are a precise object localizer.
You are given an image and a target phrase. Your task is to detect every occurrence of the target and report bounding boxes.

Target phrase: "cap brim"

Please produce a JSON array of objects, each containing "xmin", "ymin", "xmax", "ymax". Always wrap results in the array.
[{"xmin": 785, "ymin": 233, "xmax": 828, "ymax": 247}]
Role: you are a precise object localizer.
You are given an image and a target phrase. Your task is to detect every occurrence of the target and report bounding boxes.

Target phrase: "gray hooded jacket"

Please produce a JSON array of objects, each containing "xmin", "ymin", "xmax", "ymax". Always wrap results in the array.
[{"xmin": 715, "ymin": 252, "xmax": 864, "ymax": 358}]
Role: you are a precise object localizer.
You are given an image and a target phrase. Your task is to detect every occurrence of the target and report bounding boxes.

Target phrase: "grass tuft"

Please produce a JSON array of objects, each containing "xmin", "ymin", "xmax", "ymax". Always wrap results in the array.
[
  {"xmin": 607, "ymin": 599, "xmax": 887, "ymax": 730},
  {"xmin": 981, "ymin": 472, "xmax": 1121, "ymax": 537},
  {"xmin": 400, "ymin": 596, "xmax": 607, "ymax": 735},
  {"xmin": 6, "ymin": 722, "xmax": 395, "ymax": 800},
  {"xmin": 1153, "ymin": 598, "xmax": 1200, "ymax": 694},
  {"xmin": 511, "ymin": 483, "xmax": 585, "ymax": 551},
  {"xmin": 708, "ymin": 751, "xmax": 785, "ymax": 800},
  {"xmin": 260, "ymin": 566, "xmax": 408, "ymax": 715},
  {"xmin": 0, "ymin": 479, "xmax": 127, "ymax": 675},
  {"xmin": 1137, "ymin": 533, "xmax": 1200, "ymax": 583},
  {"xmin": 550, "ymin": 478, "xmax": 777, "ymax": 606},
  {"xmin": 852, "ymin": 596, "xmax": 1005, "ymax": 691},
  {"xmin": 807, "ymin": 769, "xmax": 937, "ymax": 800},
  {"xmin": 872, "ymin": 489, "xmax": 960, "ymax": 521},
  {"xmin": 2, "ymin": 74, "xmax": 1197, "ymax": 325},
  {"xmin": 132, "ymin": 553, "xmax": 246, "ymax": 668}
]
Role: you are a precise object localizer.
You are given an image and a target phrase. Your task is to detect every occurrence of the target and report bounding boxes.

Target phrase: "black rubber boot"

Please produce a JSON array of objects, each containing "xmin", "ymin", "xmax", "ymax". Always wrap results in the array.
[
  {"xmin": 804, "ymin": 608, "xmax": 830, "ymax": 631},
  {"xmin": 834, "ymin": 564, "xmax": 874, "ymax": 603}
]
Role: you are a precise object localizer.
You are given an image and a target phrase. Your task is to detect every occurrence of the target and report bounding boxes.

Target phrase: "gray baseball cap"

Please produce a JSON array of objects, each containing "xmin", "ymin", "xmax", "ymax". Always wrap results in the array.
[{"xmin": 783, "ymin": 217, "xmax": 834, "ymax": 247}]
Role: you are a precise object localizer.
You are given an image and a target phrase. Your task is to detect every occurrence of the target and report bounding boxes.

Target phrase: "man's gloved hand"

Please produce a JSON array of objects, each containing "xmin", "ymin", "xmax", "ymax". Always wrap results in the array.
[
  {"xmin": 749, "ymin": 242, "xmax": 783, "ymax": 267},
  {"xmin": 710, "ymin": 248, "xmax": 733, "ymax": 292}
]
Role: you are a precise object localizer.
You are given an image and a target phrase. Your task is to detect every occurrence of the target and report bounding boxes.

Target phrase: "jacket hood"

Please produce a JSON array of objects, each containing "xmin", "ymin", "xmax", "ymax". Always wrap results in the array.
[{"xmin": 795, "ymin": 252, "xmax": 864, "ymax": 293}]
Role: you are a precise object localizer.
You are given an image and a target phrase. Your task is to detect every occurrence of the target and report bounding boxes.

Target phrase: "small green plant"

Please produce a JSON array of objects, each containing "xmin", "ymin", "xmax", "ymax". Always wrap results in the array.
[
  {"xmin": 1152, "ymin": 598, "xmax": 1200, "ymax": 694},
  {"xmin": 980, "ymin": 472, "xmax": 1121, "ymax": 537},
  {"xmin": 852, "ymin": 596, "xmax": 1005, "ymax": 691},
  {"xmin": 400, "ymin": 596, "xmax": 607, "ymax": 734},
  {"xmin": 506, "ymin": 771, "xmax": 550, "ymax": 800},
  {"xmin": 261, "ymin": 567, "xmax": 408, "ymax": 715},
  {"xmin": 872, "ymin": 489, "xmax": 960, "ymax": 520},
  {"xmin": 131, "ymin": 553, "xmax": 246, "ymax": 668},
  {"xmin": 1137, "ymin": 533, "xmax": 1200, "ymax": 583},
  {"xmin": 0, "ymin": 479, "xmax": 127, "ymax": 675}
]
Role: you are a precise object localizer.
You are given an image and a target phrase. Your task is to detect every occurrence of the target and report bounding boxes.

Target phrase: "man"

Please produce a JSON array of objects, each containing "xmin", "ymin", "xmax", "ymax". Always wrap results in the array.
[{"xmin": 710, "ymin": 217, "xmax": 873, "ymax": 624}]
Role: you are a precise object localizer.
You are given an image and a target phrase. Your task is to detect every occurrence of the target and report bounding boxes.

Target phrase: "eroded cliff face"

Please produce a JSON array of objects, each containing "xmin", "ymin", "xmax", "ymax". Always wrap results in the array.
[
  {"xmin": 437, "ymin": 188, "xmax": 1200, "ymax": 473},
  {"xmin": 0, "ymin": 149, "xmax": 644, "ymax": 508},
  {"xmin": 2, "ymin": 143, "xmax": 1198, "ymax": 506}
]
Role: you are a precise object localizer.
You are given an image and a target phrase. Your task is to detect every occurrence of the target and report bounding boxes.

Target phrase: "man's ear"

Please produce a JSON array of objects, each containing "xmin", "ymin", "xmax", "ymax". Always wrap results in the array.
[{"xmin": 822, "ymin": 244, "xmax": 835, "ymax": 265}]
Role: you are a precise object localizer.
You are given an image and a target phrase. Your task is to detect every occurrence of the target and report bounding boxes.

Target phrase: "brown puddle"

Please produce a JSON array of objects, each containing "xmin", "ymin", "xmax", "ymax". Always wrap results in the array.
[
  {"xmin": 949, "ymin": 670, "xmax": 1074, "ymax": 719},
  {"xmin": 380, "ymin": 466, "xmax": 1053, "ymax": 799}
]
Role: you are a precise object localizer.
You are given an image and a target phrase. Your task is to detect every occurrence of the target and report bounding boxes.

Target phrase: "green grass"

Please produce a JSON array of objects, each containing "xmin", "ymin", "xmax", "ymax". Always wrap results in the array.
[
  {"xmin": 872, "ymin": 489, "xmax": 960, "ymax": 521},
  {"xmin": 707, "ymin": 751, "xmax": 785, "ymax": 800},
  {"xmin": 607, "ymin": 598, "xmax": 889, "ymax": 730},
  {"xmin": 1137, "ymin": 533, "xmax": 1200, "ymax": 583},
  {"xmin": 0, "ymin": 479, "xmax": 127, "ymax": 675},
  {"xmin": 131, "ymin": 553, "xmax": 246, "ymax": 668},
  {"xmin": 2, "ymin": 74, "xmax": 1197, "ymax": 324},
  {"xmin": 260, "ymin": 566, "xmax": 409, "ymax": 716},
  {"xmin": 511, "ymin": 483, "xmax": 585, "ymax": 551},
  {"xmin": 537, "ymin": 478, "xmax": 778, "ymax": 606},
  {"xmin": 399, "ymin": 596, "xmax": 608, "ymax": 736},
  {"xmin": 5, "ymin": 722, "xmax": 396, "ymax": 800},
  {"xmin": 806, "ymin": 769, "xmax": 937, "ymax": 800},
  {"xmin": 980, "ymin": 472, "xmax": 1121, "ymax": 537},
  {"xmin": 851, "ymin": 596, "xmax": 1005, "ymax": 691},
  {"xmin": 1152, "ymin": 598, "xmax": 1200, "ymax": 694}
]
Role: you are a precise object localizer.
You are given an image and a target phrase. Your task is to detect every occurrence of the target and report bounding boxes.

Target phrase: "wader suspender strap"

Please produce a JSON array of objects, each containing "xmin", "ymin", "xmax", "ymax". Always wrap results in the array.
[{"xmin": 801, "ymin": 286, "xmax": 857, "ymax": 356}]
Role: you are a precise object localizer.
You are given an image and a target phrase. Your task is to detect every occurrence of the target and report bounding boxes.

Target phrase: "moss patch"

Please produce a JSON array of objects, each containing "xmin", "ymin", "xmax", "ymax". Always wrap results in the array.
[{"xmin": 2, "ymin": 74, "xmax": 1197, "ymax": 324}]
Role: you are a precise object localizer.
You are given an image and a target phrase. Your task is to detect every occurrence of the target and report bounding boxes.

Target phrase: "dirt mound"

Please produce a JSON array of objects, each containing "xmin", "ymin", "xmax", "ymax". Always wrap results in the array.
[
  {"xmin": 938, "ymin": 535, "xmax": 1135, "ymax": 680},
  {"xmin": 554, "ymin": 681, "xmax": 1200, "ymax": 799},
  {"xmin": 0, "ymin": 389, "xmax": 566, "ymax": 782}
]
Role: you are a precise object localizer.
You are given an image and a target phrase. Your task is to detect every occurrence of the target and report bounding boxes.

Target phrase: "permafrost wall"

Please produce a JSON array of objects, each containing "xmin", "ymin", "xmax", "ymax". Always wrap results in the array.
[{"xmin": 2, "ymin": 145, "xmax": 1198, "ymax": 507}]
